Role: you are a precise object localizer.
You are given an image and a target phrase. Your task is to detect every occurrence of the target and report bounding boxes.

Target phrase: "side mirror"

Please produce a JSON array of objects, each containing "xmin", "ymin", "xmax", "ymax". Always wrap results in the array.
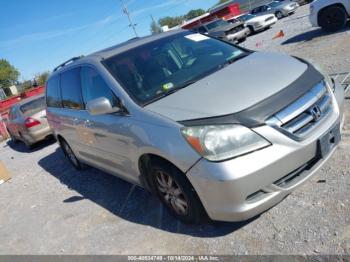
[
  {"xmin": 267, "ymin": 7, "xmax": 272, "ymax": 10},
  {"xmin": 86, "ymin": 97, "xmax": 120, "ymax": 116}
]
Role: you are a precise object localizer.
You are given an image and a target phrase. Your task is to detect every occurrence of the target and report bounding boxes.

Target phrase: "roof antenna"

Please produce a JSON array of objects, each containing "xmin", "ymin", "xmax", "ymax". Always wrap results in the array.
[{"xmin": 120, "ymin": 0, "xmax": 138, "ymax": 37}]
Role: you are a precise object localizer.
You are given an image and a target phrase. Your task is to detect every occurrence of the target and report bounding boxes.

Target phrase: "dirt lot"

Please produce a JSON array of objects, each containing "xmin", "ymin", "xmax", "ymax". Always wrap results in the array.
[{"xmin": 0, "ymin": 4, "xmax": 349, "ymax": 255}]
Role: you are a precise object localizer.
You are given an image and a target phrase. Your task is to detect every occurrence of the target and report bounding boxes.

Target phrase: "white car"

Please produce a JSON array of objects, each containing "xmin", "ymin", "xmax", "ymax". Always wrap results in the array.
[
  {"xmin": 234, "ymin": 13, "xmax": 278, "ymax": 34},
  {"xmin": 310, "ymin": 0, "xmax": 350, "ymax": 32}
]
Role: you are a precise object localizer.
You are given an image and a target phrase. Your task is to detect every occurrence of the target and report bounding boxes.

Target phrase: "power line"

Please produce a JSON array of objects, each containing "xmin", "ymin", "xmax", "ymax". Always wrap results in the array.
[{"xmin": 120, "ymin": 0, "xmax": 138, "ymax": 37}]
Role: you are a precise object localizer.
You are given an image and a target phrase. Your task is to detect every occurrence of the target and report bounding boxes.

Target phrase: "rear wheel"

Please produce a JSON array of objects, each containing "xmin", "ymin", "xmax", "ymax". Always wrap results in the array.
[
  {"xmin": 150, "ymin": 160, "xmax": 207, "ymax": 224},
  {"xmin": 275, "ymin": 11, "xmax": 283, "ymax": 19},
  {"xmin": 319, "ymin": 6, "xmax": 347, "ymax": 32},
  {"xmin": 60, "ymin": 139, "xmax": 83, "ymax": 170}
]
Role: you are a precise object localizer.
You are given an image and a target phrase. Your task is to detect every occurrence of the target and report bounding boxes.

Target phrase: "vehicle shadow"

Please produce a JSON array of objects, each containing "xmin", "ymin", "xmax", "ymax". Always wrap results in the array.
[
  {"xmin": 282, "ymin": 24, "xmax": 350, "ymax": 45},
  {"xmin": 5, "ymin": 136, "xmax": 56, "ymax": 153},
  {"xmin": 38, "ymin": 148, "xmax": 256, "ymax": 237}
]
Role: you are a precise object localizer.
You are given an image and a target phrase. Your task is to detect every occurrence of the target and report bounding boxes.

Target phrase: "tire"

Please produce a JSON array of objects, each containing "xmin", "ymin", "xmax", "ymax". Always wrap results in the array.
[
  {"xmin": 275, "ymin": 11, "xmax": 283, "ymax": 19},
  {"xmin": 237, "ymin": 37, "xmax": 247, "ymax": 44},
  {"xmin": 319, "ymin": 6, "xmax": 347, "ymax": 32},
  {"xmin": 247, "ymin": 26, "xmax": 254, "ymax": 35},
  {"xmin": 60, "ymin": 139, "xmax": 83, "ymax": 170},
  {"xmin": 149, "ymin": 159, "xmax": 207, "ymax": 224}
]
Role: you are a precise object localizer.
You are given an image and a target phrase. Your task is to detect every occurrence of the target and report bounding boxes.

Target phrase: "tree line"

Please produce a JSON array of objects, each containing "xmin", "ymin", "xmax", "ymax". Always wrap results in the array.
[{"xmin": 0, "ymin": 59, "xmax": 50, "ymax": 95}]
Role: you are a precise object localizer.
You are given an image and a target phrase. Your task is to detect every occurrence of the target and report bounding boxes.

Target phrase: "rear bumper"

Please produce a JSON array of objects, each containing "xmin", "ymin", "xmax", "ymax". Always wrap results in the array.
[
  {"xmin": 27, "ymin": 126, "xmax": 52, "ymax": 144},
  {"xmin": 186, "ymin": 85, "xmax": 343, "ymax": 222}
]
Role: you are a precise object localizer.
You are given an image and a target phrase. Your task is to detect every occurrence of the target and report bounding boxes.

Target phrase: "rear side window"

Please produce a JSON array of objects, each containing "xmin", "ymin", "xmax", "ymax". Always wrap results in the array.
[
  {"xmin": 46, "ymin": 75, "xmax": 61, "ymax": 108},
  {"xmin": 81, "ymin": 67, "xmax": 119, "ymax": 108},
  {"xmin": 61, "ymin": 68, "xmax": 83, "ymax": 110},
  {"xmin": 20, "ymin": 97, "xmax": 46, "ymax": 115}
]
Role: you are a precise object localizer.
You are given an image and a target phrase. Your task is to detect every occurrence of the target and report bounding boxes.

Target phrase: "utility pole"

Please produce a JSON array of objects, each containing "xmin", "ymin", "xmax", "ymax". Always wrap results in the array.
[{"xmin": 120, "ymin": 0, "xmax": 138, "ymax": 37}]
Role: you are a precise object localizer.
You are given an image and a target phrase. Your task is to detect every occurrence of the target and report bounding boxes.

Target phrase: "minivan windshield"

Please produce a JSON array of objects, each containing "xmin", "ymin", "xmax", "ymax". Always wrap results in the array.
[{"xmin": 104, "ymin": 31, "xmax": 248, "ymax": 105}]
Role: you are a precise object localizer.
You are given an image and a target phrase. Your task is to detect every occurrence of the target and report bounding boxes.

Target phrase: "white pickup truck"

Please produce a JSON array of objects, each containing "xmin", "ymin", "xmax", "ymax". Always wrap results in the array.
[{"xmin": 309, "ymin": 0, "xmax": 350, "ymax": 32}]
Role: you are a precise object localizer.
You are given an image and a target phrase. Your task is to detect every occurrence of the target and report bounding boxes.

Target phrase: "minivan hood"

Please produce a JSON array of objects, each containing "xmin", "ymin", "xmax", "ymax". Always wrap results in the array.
[{"xmin": 145, "ymin": 52, "xmax": 308, "ymax": 122}]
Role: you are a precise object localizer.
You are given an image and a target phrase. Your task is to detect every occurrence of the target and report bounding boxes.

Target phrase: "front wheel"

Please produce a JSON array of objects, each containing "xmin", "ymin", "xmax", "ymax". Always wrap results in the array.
[
  {"xmin": 319, "ymin": 6, "xmax": 347, "ymax": 32},
  {"xmin": 150, "ymin": 160, "xmax": 207, "ymax": 224},
  {"xmin": 247, "ymin": 26, "xmax": 254, "ymax": 35}
]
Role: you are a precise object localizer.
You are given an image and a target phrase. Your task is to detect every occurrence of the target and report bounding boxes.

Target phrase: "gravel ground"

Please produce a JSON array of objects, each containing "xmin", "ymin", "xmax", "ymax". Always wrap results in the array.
[{"xmin": 0, "ymin": 4, "xmax": 349, "ymax": 255}]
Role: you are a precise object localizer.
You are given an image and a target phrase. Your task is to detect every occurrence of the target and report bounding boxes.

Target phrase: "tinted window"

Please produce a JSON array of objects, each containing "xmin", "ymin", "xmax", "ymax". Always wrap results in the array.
[
  {"xmin": 61, "ymin": 68, "xmax": 83, "ymax": 110},
  {"xmin": 104, "ymin": 31, "xmax": 246, "ymax": 105},
  {"xmin": 20, "ymin": 97, "xmax": 46, "ymax": 115},
  {"xmin": 46, "ymin": 75, "xmax": 61, "ymax": 108},
  {"xmin": 81, "ymin": 67, "xmax": 119, "ymax": 108}
]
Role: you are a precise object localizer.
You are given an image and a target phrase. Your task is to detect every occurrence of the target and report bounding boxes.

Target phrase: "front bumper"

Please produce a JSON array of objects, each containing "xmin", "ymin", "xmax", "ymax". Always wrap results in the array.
[
  {"xmin": 225, "ymin": 27, "xmax": 250, "ymax": 42},
  {"xmin": 186, "ymin": 82, "xmax": 344, "ymax": 222}
]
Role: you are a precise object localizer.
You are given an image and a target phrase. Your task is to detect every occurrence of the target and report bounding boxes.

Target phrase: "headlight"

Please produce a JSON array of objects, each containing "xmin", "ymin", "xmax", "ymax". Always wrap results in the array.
[{"xmin": 181, "ymin": 125, "xmax": 271, "ymax": 161}]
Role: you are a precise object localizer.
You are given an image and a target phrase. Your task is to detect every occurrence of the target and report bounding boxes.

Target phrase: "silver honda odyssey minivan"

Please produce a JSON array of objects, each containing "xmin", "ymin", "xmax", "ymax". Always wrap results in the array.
[{"xmin": 46, "ymin": 30, "xmax": 344, "ymax": 223}]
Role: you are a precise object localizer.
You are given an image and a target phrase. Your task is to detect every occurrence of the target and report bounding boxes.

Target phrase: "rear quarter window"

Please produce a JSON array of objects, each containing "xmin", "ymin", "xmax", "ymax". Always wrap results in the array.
[{"xmin": 46, "ymin": 75, "xmax": 62, "ymax": 108}]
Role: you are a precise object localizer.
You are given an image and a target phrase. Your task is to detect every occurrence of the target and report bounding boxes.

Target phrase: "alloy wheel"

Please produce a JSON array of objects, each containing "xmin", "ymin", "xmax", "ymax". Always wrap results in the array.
[{"xmin": 155, "ymin": 170, "xmax": 189, "ymax": 216}]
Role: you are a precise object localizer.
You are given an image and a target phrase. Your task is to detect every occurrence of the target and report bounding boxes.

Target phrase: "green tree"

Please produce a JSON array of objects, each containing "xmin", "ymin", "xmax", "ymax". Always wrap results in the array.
[
  {"xmin": 150, "ymin": 20, "xmax": 162, "ymax": 34},
  {"xmin": 185, "ymin": 9, "xmax": 206, "ymax": 20},
  {"xmin": 35, "ymin": 71, "xmax": 50, "ymax": 86},
  {"xmin": 0, "ymin": 59, "xmax": 20, "ymax": 89},
  {"xmin": 159, "ymin": 16, "xmax": 184, "ymax": 28}
]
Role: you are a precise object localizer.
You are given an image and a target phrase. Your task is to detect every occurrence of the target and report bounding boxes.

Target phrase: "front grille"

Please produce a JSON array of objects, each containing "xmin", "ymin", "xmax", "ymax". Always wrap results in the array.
[{"xmin": 267, "ymin": 81, "xmax": 333, "ymax": 140}]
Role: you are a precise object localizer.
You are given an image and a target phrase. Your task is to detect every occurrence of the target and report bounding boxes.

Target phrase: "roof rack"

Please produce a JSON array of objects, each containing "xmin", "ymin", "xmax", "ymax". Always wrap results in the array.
[{"xmin": 53, "ymin": 56, "xmax": 84, "ymax": 72}]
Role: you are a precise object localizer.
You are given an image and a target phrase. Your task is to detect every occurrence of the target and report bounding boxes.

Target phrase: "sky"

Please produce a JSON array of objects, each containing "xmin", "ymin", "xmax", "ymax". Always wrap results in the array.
[{"xmin": 0, "ymin": 0, "xmax": 218, "ymax": 81}]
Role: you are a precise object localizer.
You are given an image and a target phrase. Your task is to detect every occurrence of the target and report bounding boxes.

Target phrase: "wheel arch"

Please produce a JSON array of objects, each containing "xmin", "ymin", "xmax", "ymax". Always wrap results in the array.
[
  {"xmin": 138, "ymin": 153, "xmax": 183, "ymax": 192},
  {"xmin": 317, "ymin": 3, "xmax": 348, "ymax": 25}
]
